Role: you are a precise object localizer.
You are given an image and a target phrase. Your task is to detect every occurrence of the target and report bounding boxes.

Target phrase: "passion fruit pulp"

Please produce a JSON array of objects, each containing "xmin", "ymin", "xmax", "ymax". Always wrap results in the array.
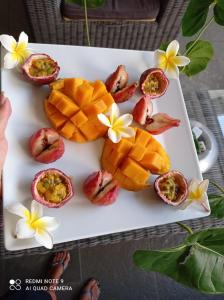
[
  {"xmin": 32, "ymin": 168, "xmax": 74, "ymax": 208},
  {"xmin": 154, "ymin": 170, "xmax": 188, "ymax": 206},
  {"xmin": 22, "ymin": 54, "xmax": 60, "ymax": 85},
  {"xmin": 140, "ymin": 68, "xmax": 169, "ymax": 99}
]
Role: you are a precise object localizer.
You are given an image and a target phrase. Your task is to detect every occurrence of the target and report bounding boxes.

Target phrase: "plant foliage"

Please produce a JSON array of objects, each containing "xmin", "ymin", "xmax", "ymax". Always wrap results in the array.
[
  {"xmin": 183, "ymin": 40, "xmax": 213, "ymax": 76},
  {"xmin": 134, "ymin": 228, "xmax": 224, "ymax": 294}
]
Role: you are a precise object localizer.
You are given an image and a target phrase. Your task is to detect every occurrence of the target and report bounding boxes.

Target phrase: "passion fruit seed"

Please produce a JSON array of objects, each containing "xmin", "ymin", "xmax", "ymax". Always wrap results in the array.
[
  {"xmin": 37, "ymin": 173, "xmax": 68, "ymax": 203},
  {"xmin": 160, "ymin": 177, "xmax": 179, "ymax": 202},
  {"xmin": 29, "ymin": 58, "xmax": 56, "ymax": 77},
  {"xmin": 144, "ymin": 75, "xmax": 159, "ymax": 94}
]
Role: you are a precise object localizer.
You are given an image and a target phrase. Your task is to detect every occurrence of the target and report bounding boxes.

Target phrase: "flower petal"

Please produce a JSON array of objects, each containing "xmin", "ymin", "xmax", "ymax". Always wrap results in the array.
[
  {"xmin": 0, "ymin": 34, "xmax": 16, "ymax": 52},
  {"xmin": 3, "ymin": 52, "xmax": 19, "ymax": 69},
  {"xmin": 108, "ymin": 128, "xmax": 121, "ymax": 143},
  {"xmin": 166, "ymin": 40, "xmax": 179, "ymax": 57},
  {"xmin": 173, "ymin": 55, "xmax": 190, "ymax": 67},
  {"xmin": 33, "ymin": 216, "xmax": 60, "ymax": 232},
  {"xmin": 188, "ymin": 179, "xmax": 200, "ymax": 193},
  {"xmin": 15, "ymin": 219, "xmax": 35, "ymax": 239},
  {"xmin": 154, "ymin": 50, "xmax": 167, "ymax": 71},
  {"xmin": 7, "ymin": 202, "xmax": 30, "ymax": 219},
  {"xmin": 18, "ymin": 31, "xmax": 28, "ymax": 47},
  {"xmin": 35, "ymin": 229, "xmax": 53, "ymax": 249},
  {"xmin": 199, "ymin": 179, "xmax": 209, "ymax": 193},
  {"xmin": 109, "ymin": 103, "xmax": 120, "ymax": 124},
  {"xmin": 200, "ymin": 198, "xmax": 210, "ymax": 212},
  {"xmin": 114, "ymin": 113, "xmax": 133, "ymax": 128},
  {"xmin": 31, "ymin": 200, "xmax": 43, "ymax": 221},
  {"xmin": 97, "ymin": 114, "xmax": 111, "ymax": 127},
  {"xmin": 166, "ymin": 62, "xmax": 179, "ymax": 78},
  {"xmin": 119, "ymin": 127, "xmax": 136, "ymax": 138}
]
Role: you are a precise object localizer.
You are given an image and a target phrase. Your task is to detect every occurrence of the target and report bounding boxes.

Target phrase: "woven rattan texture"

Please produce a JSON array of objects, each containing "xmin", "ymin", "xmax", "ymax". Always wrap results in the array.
[
  {"xmin": 25, "ymin": 0, "xmax": 187, "ymax": 50},
  {"xmin": 1, "ymin": 90, "xmax": 224, "ymax": 258}
]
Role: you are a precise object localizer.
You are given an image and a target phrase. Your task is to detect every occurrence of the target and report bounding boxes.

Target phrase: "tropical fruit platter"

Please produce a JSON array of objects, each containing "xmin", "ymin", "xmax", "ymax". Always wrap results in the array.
[{"xmin": 1, "ymin": 43, "xmax": 209, "ymax": 250}]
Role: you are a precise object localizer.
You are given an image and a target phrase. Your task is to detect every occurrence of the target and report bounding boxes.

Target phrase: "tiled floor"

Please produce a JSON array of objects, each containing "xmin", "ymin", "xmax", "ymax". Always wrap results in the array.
[{"xmin": 0, "ymin": 1, "xmax": 224, "ymax": 300}]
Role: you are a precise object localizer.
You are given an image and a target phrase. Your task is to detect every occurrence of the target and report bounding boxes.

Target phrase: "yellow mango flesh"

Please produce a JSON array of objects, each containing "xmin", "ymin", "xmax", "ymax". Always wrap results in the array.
[
  {"xmin": 101, "ymin": 128, "xmax": 170, "ymax": 191},
  {"xmin": 45, "ymin": 79, "xmax": 114, "ymax": 142}
]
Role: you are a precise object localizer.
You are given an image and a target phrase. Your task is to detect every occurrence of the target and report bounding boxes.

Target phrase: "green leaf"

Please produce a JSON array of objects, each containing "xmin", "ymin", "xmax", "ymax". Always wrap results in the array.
[
  {"xmin": 134, "ymin": 228, "xmax": 224, "ymax": 294},
  {"xmin": 183, "ymin": 40, "xmax": 213, "ymax": 76},
  {"xmin": 65, "ymin": 0, "xmax": 105, "ymax": 8},
  {"xmin": 182, "ymin": 0, "xmax": 213, "ymax": 36},
  {"xmin": 217, "ymin": 0, "xmax": 224, "ymax": 10},
  {"xmin": 214, "ymin": 4, "xmax": 224, "ymax": 25},
  {"xmin": 185, "ymin": 228, "xmax": 224, "ymax": 255},
  {"xmin": 209, "ymin": 194, "xmax": 224, "ymax": 218},
  {"xmin": 134, "ymin": 245, "xmax": 190, "ymax": 282}
]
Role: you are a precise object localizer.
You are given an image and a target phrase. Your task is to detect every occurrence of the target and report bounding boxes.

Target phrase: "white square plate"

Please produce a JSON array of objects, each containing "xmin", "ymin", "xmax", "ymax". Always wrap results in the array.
[{"xmin": 2, "ymin": 44, "xmax": 210, "ymax": 251}]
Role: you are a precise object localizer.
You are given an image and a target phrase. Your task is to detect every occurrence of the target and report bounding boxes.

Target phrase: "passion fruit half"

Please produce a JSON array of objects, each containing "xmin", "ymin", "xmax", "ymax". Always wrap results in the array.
[
  {"xmin": 32, "ymin": 168, "xmax": 74, "ymax": 208},
  {"xmin": 140, "ymin": 68, "xmax": 169, "ymax": 99},
  {"xmin": 154, "ymin": 170, "xmax": 188, "ymax": 206},
  {"xmin": 22, "ymin": 54, "xmax": 60, "ymax": 85}
]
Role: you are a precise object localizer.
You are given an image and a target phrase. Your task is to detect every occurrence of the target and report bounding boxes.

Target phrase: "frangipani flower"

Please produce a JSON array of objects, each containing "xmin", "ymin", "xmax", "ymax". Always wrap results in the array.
[
  {"xmin": 0, "ymin": 31, "xmax": 31, "ymax": 69},
  {"xmin": 154, "ymin": 40, "xmax": 190, "ymax": 78},
  {"xmin": 7, "ymin": 200, "xmax": 59, "ymax": 249},
  {"xmin": 180, "ymin": 179, "xmax": 210, "ymax": 212},
  {"xmin": 98, "ymin": 103, "xmax": 135, "ymax": 143}
]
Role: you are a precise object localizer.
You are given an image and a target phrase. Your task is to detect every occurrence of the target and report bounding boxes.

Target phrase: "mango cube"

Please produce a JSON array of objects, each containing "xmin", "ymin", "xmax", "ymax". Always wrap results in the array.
[
  {"xmin": 63, "ymin": 78, "xmax": 83, "ymax": 101},
  {"xmin": 74, "ymin": 82, "xmax": 94, "ymax": 107},
  {"xmin": 70, "ymin": 110, "xmax": 88, "ymax": 128}
]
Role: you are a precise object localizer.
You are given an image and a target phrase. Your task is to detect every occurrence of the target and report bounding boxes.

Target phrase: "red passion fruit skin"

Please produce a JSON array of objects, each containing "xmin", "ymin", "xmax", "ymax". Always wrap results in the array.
[
  {"xmin": 22, "ymin": 53, "xmax": 60, "ymax": 85},
  {"xmin": 29, "ymin": 128, "xmax": 65, "ymax": 164},
  {"xmin": 31, "ymin": 168, "xmax": 74, "ymax": 208},
  {"xmin": 83, "ymin": 170, "xmax": 120, "ymax": 206},
  {"xmin": 140, "ymin": 68, "xmax": 169, "ymax": 99},
  {"xmin": 154, "ymin": 170, "xmax": 188, "ymax": 206}
]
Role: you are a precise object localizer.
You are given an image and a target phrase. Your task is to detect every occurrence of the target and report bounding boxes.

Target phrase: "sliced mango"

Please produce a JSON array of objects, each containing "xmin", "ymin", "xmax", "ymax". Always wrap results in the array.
[
  {"xmin": 70, "ymin": 110, "xmax": 88, "ymax": 128},
  {"xmin": 101, "ymin": 127, "xmax": 170, "ymax": 191},
  {"xmin": 63, "ymin": 78, "xmax": 83, "ymax": 101},
  {"xmin": 49, "ymin": 79, "xmax": 64, "ymax": 90},
  {"xmin": 83, "ymin": 99, "xmax": 107, "ymax": 117},
  {"xmin": 121, "ymin": 158, "xmax": 149, "ymax": 183},
  {"xmin": 74, "ymin": 82, "xmax": 94, "ymax": 107},
  {"xmin": 139, "ymin": 151, "xmax": 163, "ymax": 174},
  {"xmin": 60, "ymin": 121, "xmax": 77, "ymax": 139},
  {"xmin": 49, "ymin": 90, "xmax": 79, "ymax": 117},
  {"xmin": 91, "ymin": 80, "xmax": 108, "ymax": 101},
  {"xmin": 45, "ymin": 78, "xmax": 114, "ymax": 142}
]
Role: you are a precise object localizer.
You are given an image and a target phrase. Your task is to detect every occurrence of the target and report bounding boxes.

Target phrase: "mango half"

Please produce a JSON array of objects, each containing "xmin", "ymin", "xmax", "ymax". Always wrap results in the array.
[
  {"xmin": 45, "ymin": 78, "xmax": 114, "ymax": 142},
  {"xmin": 101, "ymin": 128, "xmax": 170, "ymax": 191}
]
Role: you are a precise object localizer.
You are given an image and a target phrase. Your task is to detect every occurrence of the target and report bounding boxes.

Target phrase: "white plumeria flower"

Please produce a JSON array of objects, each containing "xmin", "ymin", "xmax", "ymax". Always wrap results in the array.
[
  {"xmin": 97, "ymin": 103, "xmax": 135, "ymax": 143},
  {"xmin": 7, "ymin": 200, "xmax": 60, "ymax": 249},
  {"xmin": 154, "ymin": 40, "xmax": 190, "ymax": 78},
  {"xmin": 180, "ymin": 179, "xmax": 210, "ymax": 212},
  {"xmin": 0, "ymin": 31, "xmax": 32, "ymax": 69}
]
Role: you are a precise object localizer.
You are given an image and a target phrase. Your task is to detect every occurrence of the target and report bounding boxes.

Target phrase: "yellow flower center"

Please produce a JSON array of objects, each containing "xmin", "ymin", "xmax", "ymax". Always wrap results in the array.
[
  {"xmin": 188, "ymin": 187, "xmax": 203, "ymax": 201},
  {"xmin": 112, "ymin": 118, "xmax": 124, "ymax": 131},
  {"xmin": 11, "ymin": 41, "xmax": 29, "ymax": 63}
]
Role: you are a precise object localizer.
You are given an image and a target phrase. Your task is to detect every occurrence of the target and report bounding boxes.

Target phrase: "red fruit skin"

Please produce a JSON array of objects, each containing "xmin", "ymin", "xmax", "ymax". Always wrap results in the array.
[
  {"xmin": 22, "ymin": 53, "xmax": 60, "ymax": 85},
  {"xmin": 83, "ymin": 170, "xmax": 120, "ymax": 206},
  {"xmin": 105, "ymin": 65, "xmax": 128, "ymax": 93},
  {"xmin": 29, "ymin": 128, "xmax": 65, "ymax": 163},
  {"xmin": 31, "ymin": 168, "xmax": 74, "ymax": 208},
  {"xmin": 113, "ymin": 82, "xmax": 138, "ymax": 103},
  {"xmin": 140, "ymin": 68, "xmax": 169, "ymax": 99},
  {"xmin": 154, "ymin": 170, "xmax": 188, "ymax": 206},
  {"xmin": 132, "ymin": 96, "xmax": 153, "ymax": 125},
  {"xmin": 146, "ymin": 113, "xmax": 180, "ymax": 135}
]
